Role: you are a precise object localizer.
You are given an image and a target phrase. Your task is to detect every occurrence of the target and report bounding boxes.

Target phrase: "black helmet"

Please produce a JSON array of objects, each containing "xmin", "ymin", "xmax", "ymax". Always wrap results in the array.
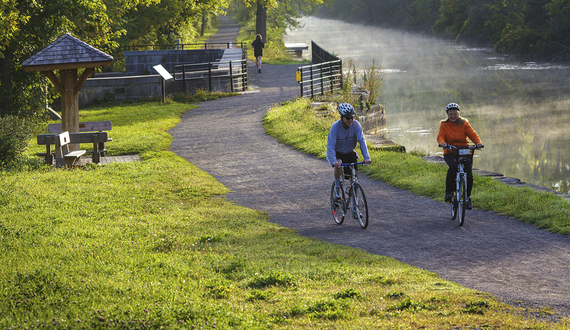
[{"xmin": 446, "ymin": 103, "xmax": 460, "ymax": 112}]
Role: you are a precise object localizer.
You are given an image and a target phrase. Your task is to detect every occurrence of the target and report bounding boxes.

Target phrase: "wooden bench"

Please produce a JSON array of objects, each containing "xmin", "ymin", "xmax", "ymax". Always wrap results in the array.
[
  {"xmin": 285, "ymin": 43, "xmax": 309, "ymax": 58},
  {"xmin": 38, "ymin": 121, "xmax": 112, "ymax": 165},
  {"xmin": 54, "ymin": 131, "xmax": 86, "ymax": 167},
  {"xmin": 37, "ymin": 131, "xmax": 110, "ymax": 165}
]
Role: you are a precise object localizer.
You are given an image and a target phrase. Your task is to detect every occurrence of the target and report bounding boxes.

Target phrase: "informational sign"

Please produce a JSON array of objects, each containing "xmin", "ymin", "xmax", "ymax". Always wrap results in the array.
[{"xmin": 153, "ymin": 64, "xmax": 173, "ymax": 80}]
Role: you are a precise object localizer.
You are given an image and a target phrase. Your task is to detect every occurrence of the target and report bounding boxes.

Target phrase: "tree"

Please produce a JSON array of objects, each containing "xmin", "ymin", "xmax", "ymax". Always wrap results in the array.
[
  {"xmin": 0, "ymin": 0, "xmax": 159, "ymax": 118},
  {"xmin": 232, "ymin": 0, "xmax": 327, "ymax": 43}
]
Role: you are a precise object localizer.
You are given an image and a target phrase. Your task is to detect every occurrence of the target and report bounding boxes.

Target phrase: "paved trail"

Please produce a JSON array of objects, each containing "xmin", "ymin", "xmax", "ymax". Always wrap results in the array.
[{"xmin": 169, "ymin": 15, "xmax": 570, "ymax": 317}]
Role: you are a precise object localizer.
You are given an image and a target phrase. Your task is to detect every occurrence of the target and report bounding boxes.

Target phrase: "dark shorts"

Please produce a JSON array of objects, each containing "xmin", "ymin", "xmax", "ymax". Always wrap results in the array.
[{"xmin": 336, "ymin": 151, "xmax": 358, "ymax": 177}]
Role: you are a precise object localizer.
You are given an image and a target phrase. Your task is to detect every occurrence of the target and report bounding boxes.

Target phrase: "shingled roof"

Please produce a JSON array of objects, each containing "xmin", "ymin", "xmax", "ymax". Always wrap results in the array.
[{"xmin": 22, "ymin": 33, "xmax": 113, "ymax": 71}]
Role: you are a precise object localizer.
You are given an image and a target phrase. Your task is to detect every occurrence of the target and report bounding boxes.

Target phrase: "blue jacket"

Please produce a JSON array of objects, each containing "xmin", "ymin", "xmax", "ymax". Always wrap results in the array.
[{"xmin": 326, "ymin": 119, "xmax": 371, "ymax": 166}]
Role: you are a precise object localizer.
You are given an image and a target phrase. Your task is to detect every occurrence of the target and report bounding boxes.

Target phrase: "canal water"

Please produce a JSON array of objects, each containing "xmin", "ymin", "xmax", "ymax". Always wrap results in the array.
[{"xmin": 285, "ymin": 16, "xmax": 570, "ymax": 193}]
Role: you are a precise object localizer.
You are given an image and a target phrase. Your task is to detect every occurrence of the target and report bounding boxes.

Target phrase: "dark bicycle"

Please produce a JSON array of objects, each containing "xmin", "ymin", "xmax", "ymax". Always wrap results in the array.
[
  {"xmin": 330, "ymin": 162, "xmax": 369, "ymax": 229},
  {"xmin": 442, "ymin": 145, "xmax": 482, "ymax": 226}
]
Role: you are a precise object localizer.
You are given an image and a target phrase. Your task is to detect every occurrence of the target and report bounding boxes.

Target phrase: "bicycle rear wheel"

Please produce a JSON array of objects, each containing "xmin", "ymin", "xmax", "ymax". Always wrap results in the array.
[
  {"xmin": 352, "ymin": 183, "xmax": 369, "ymax": 229},
  {"xmin": 457, "ymin": 176, "xmax": 467, "ymax": 226},
  {"xmin": 330, "ymin": 182, "xmax": 345, "ymax": 225}
]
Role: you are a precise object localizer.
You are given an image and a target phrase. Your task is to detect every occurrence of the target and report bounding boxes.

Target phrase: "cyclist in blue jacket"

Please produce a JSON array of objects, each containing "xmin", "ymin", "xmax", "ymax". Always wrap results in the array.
[{"xmin": 327, "ymin": 103, "xmax": 372, "ymax": 200}]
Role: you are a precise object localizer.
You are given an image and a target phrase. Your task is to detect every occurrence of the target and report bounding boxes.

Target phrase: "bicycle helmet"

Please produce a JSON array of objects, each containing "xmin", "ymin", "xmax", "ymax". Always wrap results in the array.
[
  {"xmin": 446, "ymin": 102, "xmax": 460, "ymax": 112},
  {"xmin": 338, "ymin": 103, "xmax": 356, "ymax": 117}
]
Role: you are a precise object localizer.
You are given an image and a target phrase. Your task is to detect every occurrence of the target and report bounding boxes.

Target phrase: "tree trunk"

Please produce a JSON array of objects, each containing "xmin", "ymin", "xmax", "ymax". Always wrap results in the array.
[
  {"xmin": 0, "ymin": 50, "xmax": 13, "ymax": 116},
  {"xmin": 256, "ymin": 1, "xmax": 267, "ymax": 42},
  {"xmin": 201, "ymin": 11, "xmax": 207, "ymax": 37}
]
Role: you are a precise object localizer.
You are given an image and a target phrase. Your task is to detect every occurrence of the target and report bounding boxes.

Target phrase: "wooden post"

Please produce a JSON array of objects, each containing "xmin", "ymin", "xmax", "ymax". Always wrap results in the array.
[{"xmin": 60, "ymin": 69, "xmax": 79, "ymax": 134}]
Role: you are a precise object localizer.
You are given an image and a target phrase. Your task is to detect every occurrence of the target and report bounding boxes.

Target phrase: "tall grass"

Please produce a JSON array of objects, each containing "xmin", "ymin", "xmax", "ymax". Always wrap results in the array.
[
  {"xmin": 0, "ymin": 100, "xmax": 567, "ymax": 328},
  {"xmin": 263, "ymin": 98, "xmax": 570, "ymax": 236}
]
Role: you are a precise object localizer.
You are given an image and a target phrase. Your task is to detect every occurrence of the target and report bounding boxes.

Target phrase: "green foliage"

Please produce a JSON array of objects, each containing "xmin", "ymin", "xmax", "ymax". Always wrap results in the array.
[
  {"xmin": 0, "ymin": 115, "xmax": 35, "ymax": 165},
  {"xmin": 361, "ymin": 60, "xmax": 383, "ymax": 105},
  {"xmin": 462, "ymin": 300, "xmax": 491, "ymax": 314},
  {"xmin": 333, "ymin": 288, "xmax": 363, "ymax": 300},
  {"xmin": 248, "ymin": 270, "xmax": 295, "ymax": 288},
  {"xmin": 323, "ymin": 0, "xmax": 570, "ymax": 59}
]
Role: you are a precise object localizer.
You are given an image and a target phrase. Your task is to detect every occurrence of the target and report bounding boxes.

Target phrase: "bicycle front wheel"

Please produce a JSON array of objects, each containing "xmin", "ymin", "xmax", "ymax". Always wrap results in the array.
[
  {"xmin": 457, "ymin": 176, "xmax": 467, "ymax": 226},
  {"xmin": 352, "ymin": 183, "xmax": 369, "ymax": 229},
  {"xmin": 330, "ymin": 182, "xmax": 345, "ymax": 225},
  {"xmin": 451, "ymin": 195, "xmax": 458, "ymax": 220}
]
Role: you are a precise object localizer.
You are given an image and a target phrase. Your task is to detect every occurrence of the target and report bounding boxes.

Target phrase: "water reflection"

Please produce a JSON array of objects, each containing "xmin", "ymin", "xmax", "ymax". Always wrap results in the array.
[{"xmin": 286, "ymin": 16, "xmax": 570, "ymax": 193}]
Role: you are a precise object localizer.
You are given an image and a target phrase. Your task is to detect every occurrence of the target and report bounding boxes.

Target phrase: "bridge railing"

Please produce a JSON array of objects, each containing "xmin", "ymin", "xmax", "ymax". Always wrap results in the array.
[
  {"xmin": 124, "ymin": 42, "xmax": 246, "ymax": 52},
  {"xmin": 172, "ymin": 59, "xmax": 248, "ymax": 93},
  {"xmin": 296, "ymin": 41, "xmax": 343, "ymax": 98}
]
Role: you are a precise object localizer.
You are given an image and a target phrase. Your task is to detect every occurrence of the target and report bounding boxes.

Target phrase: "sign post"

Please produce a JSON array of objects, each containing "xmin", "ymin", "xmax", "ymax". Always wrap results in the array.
[{"xmin": 153, "ymin": 64, "xmax": 173, "ymax": 103}]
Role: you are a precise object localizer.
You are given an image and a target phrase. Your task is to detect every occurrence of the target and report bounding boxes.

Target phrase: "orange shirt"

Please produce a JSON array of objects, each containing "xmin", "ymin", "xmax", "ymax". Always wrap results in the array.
[{"xmin": 437, "ymin": 118, "xmax": 482, "ymax": 155}]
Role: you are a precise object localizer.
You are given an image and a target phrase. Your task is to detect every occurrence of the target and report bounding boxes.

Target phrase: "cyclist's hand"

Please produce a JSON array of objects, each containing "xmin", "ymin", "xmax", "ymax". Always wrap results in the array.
[
  {"xmin": 333, "ymin": 160, "xmax": 342, "ymax": 168},
  {"xmin": 439, "ymin": 143, "xmax": 447, "ymax": 148},
  {"xmin": 364, "ymin": 159, "xmax": 371, "ymax": 165},
  {"xmin": 476, "ymin": 143, "xmax": 484, "ymax": 148}
]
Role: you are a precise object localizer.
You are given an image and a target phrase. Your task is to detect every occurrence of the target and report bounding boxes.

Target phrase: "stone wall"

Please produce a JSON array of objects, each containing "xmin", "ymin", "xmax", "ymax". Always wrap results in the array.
[{"xmin": 79, "ymin": 49, "xmax": 236, "ymax": 106}]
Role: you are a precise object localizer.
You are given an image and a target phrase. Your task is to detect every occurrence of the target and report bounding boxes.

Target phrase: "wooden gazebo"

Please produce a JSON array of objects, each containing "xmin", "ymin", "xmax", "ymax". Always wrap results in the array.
[{"xmin": 22, "ymin": 33, "xmax": 113, "ymax": 136}]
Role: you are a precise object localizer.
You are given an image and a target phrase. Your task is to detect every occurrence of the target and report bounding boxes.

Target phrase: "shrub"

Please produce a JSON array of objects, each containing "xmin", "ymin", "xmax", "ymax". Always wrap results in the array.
[{"xmin": 0, "ymin": 115, "xmax": 35, "ymax": 165}]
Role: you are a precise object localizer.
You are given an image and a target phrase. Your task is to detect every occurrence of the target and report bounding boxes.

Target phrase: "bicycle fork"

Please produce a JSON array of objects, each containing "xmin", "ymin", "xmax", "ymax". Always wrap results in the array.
[{"xmin": 455, "ymin": 164, "xmax": 466, "ymax": 202}]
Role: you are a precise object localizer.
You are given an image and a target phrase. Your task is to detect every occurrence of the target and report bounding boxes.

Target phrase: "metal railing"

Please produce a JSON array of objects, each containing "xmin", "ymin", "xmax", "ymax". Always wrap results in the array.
[
  {"xmin": 297, "ymin": 60, "xmax": 343, "ymax": 98},
  {"xmin": 297, "ymin": 41, "xmax": 343, "ymax": 98},
  {"xmin": 173, "ymin": 59, "xmax": 248, "ymax": 93},
  {"xmin": 124, "ymin": 42, "xmax": 246, "ymax": 52}
]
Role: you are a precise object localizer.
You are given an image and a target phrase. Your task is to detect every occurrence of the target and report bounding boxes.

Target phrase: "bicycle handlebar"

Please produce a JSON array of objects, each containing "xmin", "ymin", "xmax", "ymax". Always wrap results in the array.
[
  {"xmin": 331, "ymin": 162, "xmax": 368, "ymax": 167},
  {"xmin": 441, "ymin": 145, "xmax": 484, "ymax": 150}
]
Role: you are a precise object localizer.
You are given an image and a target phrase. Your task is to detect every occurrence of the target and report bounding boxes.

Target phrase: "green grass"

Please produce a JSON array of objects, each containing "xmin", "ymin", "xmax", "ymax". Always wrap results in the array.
[
  {"xmin": 0, "ymin": 99, "xmax": 568, "ymax": 328},
  {"xmin": 263, "ymin": 97, "xmax": 570, "ymax": 236}
]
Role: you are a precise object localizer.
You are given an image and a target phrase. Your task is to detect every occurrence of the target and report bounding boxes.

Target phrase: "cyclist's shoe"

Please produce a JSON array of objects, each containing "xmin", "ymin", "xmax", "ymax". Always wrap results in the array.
[
  {"xmin": 466, "ymin": 197, "xmax": 473, "ymax": 210},
  {"xmin": 333, "ymin": 186, "xmax": 341, "ymax": 200},
  {"xmin": 444, "ymin": 193, "xmax": 453, "ymax": 203}
]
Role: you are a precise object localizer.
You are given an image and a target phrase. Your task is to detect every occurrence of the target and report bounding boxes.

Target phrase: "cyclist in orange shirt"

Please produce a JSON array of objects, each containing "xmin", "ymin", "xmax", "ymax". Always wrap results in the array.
[{"xmin": 437, "ymin": 103, "xmax": 484, "ymax": 209}]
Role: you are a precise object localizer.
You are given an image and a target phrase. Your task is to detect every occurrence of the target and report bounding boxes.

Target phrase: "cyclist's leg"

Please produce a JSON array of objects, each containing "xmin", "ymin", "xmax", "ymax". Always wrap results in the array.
[
  {"xmin": 444, "ymin": 154, "xmax": 458, "ymax": 200},
  {"xmin": 332, "ymin": 166, "xmax": 342, "ymax": 199},
  {"xmin": 465, "ymin": 159, "xmax": 474, "ymax": 197}
]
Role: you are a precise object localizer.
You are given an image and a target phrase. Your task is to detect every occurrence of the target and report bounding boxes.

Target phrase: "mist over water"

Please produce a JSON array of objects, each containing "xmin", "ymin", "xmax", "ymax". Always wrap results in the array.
[{"xmin": 285, "ymin": 16, "xmax": 570, "ymax": 193}]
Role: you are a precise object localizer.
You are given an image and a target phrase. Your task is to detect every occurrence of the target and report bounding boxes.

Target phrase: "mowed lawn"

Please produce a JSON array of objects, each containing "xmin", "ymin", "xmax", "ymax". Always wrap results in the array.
[{"xmin": 0, "ymin": 99, "xmax": 567, "ymax": 329}]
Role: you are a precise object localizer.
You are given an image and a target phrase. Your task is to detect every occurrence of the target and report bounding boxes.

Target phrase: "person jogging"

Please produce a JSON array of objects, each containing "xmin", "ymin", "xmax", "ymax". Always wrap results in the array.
[{"xmin": 251, "ymin": 34, "xmax": 265, "ymax": 73}]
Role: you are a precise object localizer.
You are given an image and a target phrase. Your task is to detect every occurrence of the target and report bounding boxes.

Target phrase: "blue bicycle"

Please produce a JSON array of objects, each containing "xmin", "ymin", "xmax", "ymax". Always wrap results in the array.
[{"xmin": 330, "ymin": 162, "xmax": 369, "ymax": 229}]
